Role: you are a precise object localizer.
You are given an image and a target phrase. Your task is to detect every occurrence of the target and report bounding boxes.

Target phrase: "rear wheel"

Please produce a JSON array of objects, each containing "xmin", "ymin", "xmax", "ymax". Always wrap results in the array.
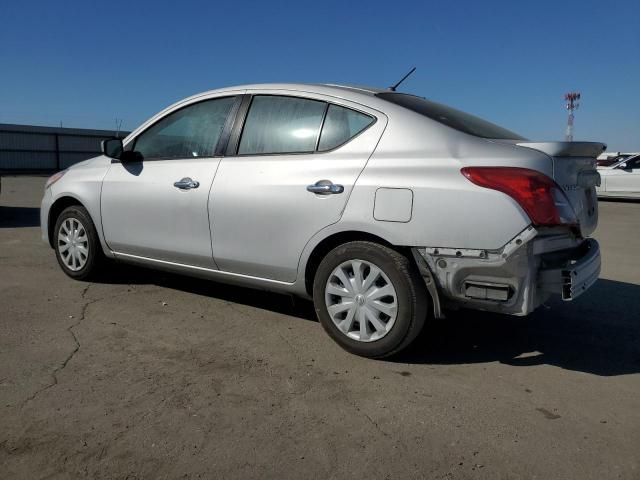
[
  {"xmin": 54, "ymin": 206, "xmax": 104, "ymax": 280},
  {"xmin": 313, "ymin": 241, "xmax": 428, "ymax": 358}
]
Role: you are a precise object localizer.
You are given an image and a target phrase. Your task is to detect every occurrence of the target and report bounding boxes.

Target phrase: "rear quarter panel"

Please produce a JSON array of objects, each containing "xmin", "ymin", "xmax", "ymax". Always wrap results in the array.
[{"xmin": 324, "ymin": 107, "xmax": 555, "ymax": 250}]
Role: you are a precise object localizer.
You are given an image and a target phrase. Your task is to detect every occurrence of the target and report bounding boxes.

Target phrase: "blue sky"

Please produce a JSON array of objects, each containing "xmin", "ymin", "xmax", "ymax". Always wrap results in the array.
[{"xmin": 1, "ymin": 0, "xmax": 638, "ymax": 150}]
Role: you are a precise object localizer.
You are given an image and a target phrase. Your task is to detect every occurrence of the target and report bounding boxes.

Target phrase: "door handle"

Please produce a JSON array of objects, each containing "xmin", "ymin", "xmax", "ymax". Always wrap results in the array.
[
  {"xmin": 173, "ymin": 177, "xmax": 200, "ymax": 190},
  {"xmin": 307, "ymin": 180, "xmax": 344, "ymax": 195}
]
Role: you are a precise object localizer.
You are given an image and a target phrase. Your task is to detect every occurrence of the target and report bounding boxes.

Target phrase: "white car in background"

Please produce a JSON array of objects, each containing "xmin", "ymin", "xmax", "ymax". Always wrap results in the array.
[{"xmin": 597, "ymin": 154, "xmax": 640, "ymax": 199}]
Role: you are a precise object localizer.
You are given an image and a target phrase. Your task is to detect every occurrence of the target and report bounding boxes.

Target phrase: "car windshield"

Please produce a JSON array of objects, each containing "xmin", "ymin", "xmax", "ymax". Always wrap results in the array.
[
  {"xmin": 616, "ymin": 154, "xmax": 639, "ymax": 166},
  {"xmin": 376, "ymin": 92, "xmax": 526, "ymax": 140}
]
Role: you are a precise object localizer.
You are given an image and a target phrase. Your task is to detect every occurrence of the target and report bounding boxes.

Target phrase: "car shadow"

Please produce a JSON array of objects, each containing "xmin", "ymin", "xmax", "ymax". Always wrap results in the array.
[
  {"xmin": 397, "ymin": 278, "xmax": 640, "ymax": 376},
  {"xmin": 97, "ymin": 263, "xmax": 318, "ymax": 322},
  {"xmin": 96, "ymin": 265, "xmax": 639, "ymax": 376},
  {"xmin": 0, "ymin": 206, "xmax": 40, "ymax": 228}
]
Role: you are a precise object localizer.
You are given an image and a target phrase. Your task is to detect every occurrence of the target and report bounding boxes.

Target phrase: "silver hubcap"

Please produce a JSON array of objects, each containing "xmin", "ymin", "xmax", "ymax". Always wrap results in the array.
[
  {"xmin": 57, "ymin": 218, "xmax": 89, "ymax": 271},
  {"xmin": 325, "ymin": 259, "xmax": 398, "ymax": 342}
]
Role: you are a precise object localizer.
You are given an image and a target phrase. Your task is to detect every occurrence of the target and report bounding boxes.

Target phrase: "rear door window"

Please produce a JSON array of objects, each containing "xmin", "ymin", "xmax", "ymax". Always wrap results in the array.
[
  {"xmin": 318, "ymin": 105, "xmax": 374, "ymax": 151},
  {"xmin": 238, "ymin": 96, "xmax": 326, "ymax": 155}
]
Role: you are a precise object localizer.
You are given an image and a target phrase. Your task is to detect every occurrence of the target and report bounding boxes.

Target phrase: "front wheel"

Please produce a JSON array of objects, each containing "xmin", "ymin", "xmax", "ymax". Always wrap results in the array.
[
  {"xmin": 313, "ymin": 241, "xmax": 428, "ymax": 358},
  {"xmin": 54, "ymin": 205, "xmax": 104, "ymax": 280}
]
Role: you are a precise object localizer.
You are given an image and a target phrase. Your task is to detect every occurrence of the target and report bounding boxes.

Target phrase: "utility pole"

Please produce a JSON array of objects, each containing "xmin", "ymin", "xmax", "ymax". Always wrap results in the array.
[{"xmin": 564, "ymin": 92, "xmax": 580, "ymax": 141}]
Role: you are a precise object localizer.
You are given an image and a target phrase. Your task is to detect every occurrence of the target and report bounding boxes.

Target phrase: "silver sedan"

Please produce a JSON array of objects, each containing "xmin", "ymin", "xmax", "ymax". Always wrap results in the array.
[{"xmin": 41, "ymin": 83, "xmax": 603, "ymax": 358}]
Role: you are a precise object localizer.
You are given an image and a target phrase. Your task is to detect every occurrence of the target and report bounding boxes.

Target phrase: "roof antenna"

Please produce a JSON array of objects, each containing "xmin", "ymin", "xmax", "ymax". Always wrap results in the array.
[{"xmin": 388, "ymin": 67, "xmax": 416, "ymax": 92}]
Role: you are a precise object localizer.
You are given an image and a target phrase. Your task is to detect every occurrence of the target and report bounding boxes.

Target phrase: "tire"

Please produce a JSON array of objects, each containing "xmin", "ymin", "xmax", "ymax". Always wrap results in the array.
[
  {"xmin": 313, "ymin": 241, "xmax": 428, "ymax": 358},
  {"xmin": 53, "ymin": 205, "xmax": 104, "ymax": 280}
]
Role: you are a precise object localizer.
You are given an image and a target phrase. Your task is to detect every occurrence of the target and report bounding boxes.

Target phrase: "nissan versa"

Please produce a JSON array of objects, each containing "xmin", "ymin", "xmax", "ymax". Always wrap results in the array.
[{"xmin": 41, "ymin": 84, "xmax": 604, "ymax": 358}]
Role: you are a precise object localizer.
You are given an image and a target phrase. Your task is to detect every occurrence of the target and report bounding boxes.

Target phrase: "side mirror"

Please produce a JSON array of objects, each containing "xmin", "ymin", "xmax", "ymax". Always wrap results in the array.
[{"xmin": 101, "ymin": 138, "xmax": 124, "ymax": 159}]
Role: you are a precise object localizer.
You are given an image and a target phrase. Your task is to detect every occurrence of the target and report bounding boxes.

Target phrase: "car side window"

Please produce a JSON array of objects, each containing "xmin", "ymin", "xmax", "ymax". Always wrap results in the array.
[
  {"xmin": 318, "ymin": 104, "xmax": 374, "ymax": 151},
  {"xmin": 238, "ymin": 96, "xmax": 326, "ymax": 155},
  {"xmin": 134, "ymin": 96, "xmax": 237, "ymax": 160}
]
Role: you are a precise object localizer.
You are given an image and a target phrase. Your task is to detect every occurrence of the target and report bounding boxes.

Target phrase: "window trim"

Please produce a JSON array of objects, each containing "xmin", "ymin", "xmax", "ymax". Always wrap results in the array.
[
  {"xmin": 226, "ymin": 94, "xmax": 377, "ymax": 158},
  {"xmin": 314, "ymin": 103, "xmax": 330, "ymax": 152},
  {"xmin": 126, "ymin": 95, "xmax": 242, "ymax": 162}
]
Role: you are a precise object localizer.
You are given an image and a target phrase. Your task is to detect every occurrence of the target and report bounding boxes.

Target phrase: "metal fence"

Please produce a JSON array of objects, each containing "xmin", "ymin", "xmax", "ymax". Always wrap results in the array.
[{"xmin": 0, "ymin": 123, "xmax": 129, "ymax": 172}]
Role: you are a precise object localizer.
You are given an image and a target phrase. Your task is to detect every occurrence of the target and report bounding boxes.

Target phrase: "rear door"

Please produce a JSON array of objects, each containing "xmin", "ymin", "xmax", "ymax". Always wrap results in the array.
[
  {"xmin": 209, "ymin": 93, "xmax": 385, "ymax": 282},
  {"xmin": 101, "ymin": 95, "xmax": 239, "ymax": 267}
]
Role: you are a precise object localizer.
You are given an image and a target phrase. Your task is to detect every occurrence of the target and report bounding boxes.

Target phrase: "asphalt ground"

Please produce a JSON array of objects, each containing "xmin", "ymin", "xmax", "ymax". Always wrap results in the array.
[{"xmin": 1, "ymin": 175, "xmax": 639, "ymax": 479}]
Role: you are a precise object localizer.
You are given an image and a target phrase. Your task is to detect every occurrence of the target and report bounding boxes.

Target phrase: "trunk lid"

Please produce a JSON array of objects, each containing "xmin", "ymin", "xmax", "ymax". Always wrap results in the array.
[{"xmin": 516, "ymin": 142, "xmax": 606, "ymax": 236}]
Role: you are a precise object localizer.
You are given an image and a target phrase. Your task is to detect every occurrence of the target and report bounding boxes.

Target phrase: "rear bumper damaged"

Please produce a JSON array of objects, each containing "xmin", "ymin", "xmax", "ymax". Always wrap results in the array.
[
  {"xmin": 412, "ymin": 228, "xmax": 600, "ymax": 316},
  {"xmin": 538, "ymin": 238, "xmax": 600, "ymax": 301}
]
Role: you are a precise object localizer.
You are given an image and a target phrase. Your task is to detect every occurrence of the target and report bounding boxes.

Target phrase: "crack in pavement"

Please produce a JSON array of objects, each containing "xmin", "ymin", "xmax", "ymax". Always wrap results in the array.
[
  {"xmin": 346, "ymin": 397, "xmax": 391, "ymax": 438},
  {"xmin": 16, "ymin": 283, "xmax": 177, "ymax": 409},
  {"xmin": 20, "ymin": 283, "xmax": 97, "ymax": 408}
]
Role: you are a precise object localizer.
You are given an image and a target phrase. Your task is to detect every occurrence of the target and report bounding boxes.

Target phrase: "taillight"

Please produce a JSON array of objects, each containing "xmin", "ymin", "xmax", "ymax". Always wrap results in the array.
[{"xmin": 461, "ymin": 167, "xmax": 577, "ymax": 227}]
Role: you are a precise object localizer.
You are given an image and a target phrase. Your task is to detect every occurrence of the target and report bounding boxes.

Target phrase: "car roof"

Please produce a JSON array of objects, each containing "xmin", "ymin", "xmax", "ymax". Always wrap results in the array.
[
  {"xmin": 123, "ymin": 83, "xmax": 396, "ymax": 144},
  {"xmin": 185, "ymin": 83, "xmax": 389, "ymax": 104},
  {"xmin": 223, "ymin": 83, "xmax": 384, "ymax": 94}
]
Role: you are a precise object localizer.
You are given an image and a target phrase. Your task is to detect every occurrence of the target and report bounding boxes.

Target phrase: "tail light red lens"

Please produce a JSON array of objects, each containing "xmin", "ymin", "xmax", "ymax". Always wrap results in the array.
[{"xmin": 461, "ymin": 167, "xmax": 577, "ymax": 227}]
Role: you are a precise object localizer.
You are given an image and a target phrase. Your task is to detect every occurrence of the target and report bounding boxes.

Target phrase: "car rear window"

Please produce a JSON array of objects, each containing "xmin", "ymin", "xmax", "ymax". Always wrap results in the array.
[{"xmin": 376, "ymin": 92, "xmax": 526, "ymax": 140}]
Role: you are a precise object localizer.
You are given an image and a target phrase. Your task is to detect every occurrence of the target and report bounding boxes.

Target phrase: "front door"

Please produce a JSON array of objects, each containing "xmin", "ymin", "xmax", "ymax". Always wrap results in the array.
[
  {"xmin": 210, "ymin": 94, "xmax": 385, "ymax": 282},
  {"xmin": 101, "ymin": 95, "xmax": 239, "ymax": 267}
]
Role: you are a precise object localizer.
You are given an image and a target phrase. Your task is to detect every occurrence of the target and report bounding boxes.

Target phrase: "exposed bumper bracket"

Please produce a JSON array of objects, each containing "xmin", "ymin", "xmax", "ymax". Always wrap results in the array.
[
  {"xmin": 538, "ymin": 239, "xmax": 601, "ymax": 301},
  {"xmin": 411, "ymin": 249, "xmax": 444, "ymax": 319}
]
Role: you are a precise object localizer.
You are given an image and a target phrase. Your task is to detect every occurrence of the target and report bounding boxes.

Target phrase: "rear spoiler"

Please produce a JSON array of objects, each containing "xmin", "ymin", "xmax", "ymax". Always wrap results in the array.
[{"xmin": 516, "ymin": 142, "xmax": 607, "ymax": 158}]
